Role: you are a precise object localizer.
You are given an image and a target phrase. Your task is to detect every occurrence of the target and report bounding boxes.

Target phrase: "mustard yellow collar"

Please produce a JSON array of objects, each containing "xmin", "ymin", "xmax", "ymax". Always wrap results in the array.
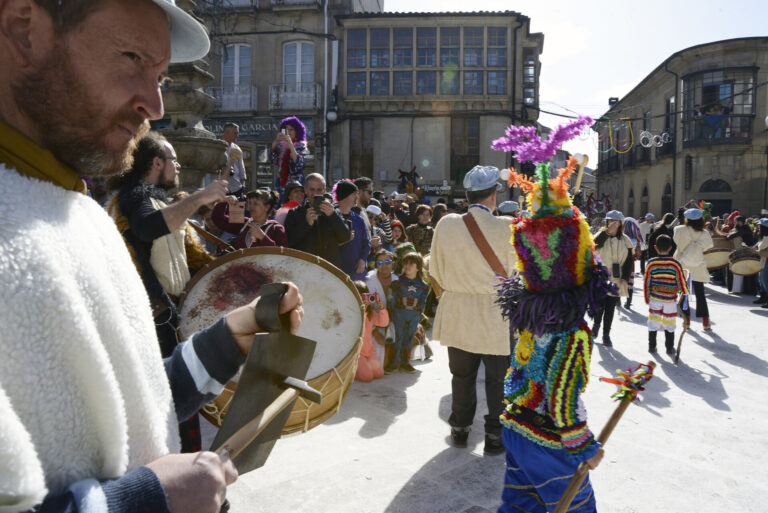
[{"xmin": 0, "ymin": 119, "xmax": 87, "ymax": 194}]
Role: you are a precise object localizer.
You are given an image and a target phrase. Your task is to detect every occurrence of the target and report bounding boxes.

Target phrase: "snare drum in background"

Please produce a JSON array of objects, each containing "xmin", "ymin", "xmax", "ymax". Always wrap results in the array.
[
  {"xmin": 177, "ymin": 247, "xmax": 364, "ymax": 435},
  {"xmin": 728, "ymin": 248, "xmax": 762, "ymax": 276}
]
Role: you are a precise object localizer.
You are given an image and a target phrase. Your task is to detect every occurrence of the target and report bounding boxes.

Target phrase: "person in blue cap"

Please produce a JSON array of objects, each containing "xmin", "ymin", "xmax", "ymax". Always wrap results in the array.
[
  {"xmin": 429, "ymin": 165, "xmax": 516, "ymax": 454},
  {"xmin": 592, "ymin": 210, "xmax": 634, "ymax": 346},
  {"xmin": 755, "ymin": 218, "xmax": 768, "ymax": 307},
  {"xmin": 673, "ymin": 208, "xmax": 714, "ymax": 330},
  {"xmin": 496, "ymin": 200, "xmax": 520, "ymax": 218}
]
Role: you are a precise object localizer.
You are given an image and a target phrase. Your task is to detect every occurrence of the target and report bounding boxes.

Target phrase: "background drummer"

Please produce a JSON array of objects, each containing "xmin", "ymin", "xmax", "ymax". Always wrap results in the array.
[{"xmin": 754, "ymin": 218, "xmax": 768, "ymax": 308}]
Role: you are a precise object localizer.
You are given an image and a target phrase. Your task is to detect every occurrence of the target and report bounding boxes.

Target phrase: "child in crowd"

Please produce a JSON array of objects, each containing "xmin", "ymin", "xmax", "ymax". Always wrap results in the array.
[
  {"xmin": 387, "ymin": 252, "xmax": 429, "ymax": 374},
  {"xmin": 644, "ymin": 234, "xmax": 689, "ymax": 354},
  {"xmin": 353, "ymin": 281, "xmax": 387, "ymax": 382}
]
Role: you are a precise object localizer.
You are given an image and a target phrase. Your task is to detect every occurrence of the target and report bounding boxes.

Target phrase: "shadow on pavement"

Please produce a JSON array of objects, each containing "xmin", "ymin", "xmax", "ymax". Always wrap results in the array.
[
  {"xmin": 324, "ymin": 371, "xmax": 421, "ymax": 438},
  {"xmin": 686, "ymin": 327, "xmax": 768, "ymax": 378},
  {"xmin": 384, "ymin": 446, "xmax": 504, "ymax": 513},
  {"xmin": 657, "ymin": 357, "xmax": 730, "ymax": 411}
]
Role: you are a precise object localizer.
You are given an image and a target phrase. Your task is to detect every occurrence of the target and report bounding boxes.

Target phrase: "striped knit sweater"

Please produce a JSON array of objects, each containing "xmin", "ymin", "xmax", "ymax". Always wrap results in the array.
[{"xmin": 644, "ymin": 256, "xmax": 688, "ymax": 303}]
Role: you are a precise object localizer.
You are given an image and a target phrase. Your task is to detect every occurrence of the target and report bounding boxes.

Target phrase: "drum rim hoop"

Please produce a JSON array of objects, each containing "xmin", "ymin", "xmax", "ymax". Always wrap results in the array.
[{"xmin": 177, "ymin": 246, "xmax": 364, "ymax": 340}]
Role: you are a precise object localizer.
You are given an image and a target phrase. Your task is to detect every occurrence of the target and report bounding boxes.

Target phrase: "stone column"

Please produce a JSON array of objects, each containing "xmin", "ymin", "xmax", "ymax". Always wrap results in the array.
[{"xmin": 160, "ymin": 3, "xmax": 226, "ymax": 191}]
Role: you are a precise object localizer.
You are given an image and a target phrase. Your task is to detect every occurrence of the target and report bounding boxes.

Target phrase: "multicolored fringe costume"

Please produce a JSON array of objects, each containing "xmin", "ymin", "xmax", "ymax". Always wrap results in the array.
[{"xmin": 491, "ymin": 117, "xmax": 615, "ymax": 513}]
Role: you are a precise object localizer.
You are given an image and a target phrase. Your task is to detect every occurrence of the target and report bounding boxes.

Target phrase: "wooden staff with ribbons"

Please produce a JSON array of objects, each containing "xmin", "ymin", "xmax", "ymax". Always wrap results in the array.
[{"xmin": 553, "ymin": 361, "xmax": 656, "ymax": 513}]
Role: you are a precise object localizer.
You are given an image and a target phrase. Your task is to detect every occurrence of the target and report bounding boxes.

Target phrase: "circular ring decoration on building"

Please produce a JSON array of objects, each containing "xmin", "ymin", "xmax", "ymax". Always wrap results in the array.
[
  {"xmin": 652, "ymin": 134, "xmax": 663, "ymax": 147},
  {"xmin": 639, "ymin": 131, "xmax": 653, "ymax": 148},
  {"xmin": 661, "ymin": 132, "xmax": 671, "ymax": 144}
]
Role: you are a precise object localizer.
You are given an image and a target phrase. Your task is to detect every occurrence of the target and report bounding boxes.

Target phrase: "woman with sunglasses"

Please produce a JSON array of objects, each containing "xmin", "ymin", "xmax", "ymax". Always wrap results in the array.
[{"xmin": 365, "ymin": 250, "xmax": 398, "ymax": 367}]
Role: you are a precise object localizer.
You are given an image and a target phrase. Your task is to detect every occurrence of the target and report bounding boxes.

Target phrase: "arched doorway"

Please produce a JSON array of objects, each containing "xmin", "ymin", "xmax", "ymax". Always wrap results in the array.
[
  {"xmin": 699, "ymin": 179, "xmax": 732, "ymax": 217},
  {"xmin": 661, "ymin": 183, "xmax": 673, "ymax": 215}
]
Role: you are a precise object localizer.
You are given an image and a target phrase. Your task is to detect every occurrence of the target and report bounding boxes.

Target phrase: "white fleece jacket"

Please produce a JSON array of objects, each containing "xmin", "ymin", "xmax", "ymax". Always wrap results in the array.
[{"xmin": 0, "ymin": 165, "xmax": 179, "ymax": 512}]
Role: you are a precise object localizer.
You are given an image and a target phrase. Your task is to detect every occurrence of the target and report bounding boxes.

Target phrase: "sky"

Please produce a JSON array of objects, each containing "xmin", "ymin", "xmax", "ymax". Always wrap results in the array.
[{"xmin": 383, "ymin": 0, "xmax": 768, "ymax": 167}]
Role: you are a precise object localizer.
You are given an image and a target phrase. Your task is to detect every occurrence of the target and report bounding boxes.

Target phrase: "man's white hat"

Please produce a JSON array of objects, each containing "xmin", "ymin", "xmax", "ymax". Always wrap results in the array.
[{"xmin": 152, "ymin": 0, "xmax": 211, "ymax": 63}]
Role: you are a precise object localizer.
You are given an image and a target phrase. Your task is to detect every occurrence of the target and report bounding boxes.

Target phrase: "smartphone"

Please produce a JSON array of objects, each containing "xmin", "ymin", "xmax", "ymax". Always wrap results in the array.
[
  {"xmin": 313, "ymin": 194, "xmax": 325, "ymax": 211},
  {"xmin": 229, "ymin": 201, "xmax": 246, "ymax": 224},
  {"xmin": 281, "ymin": 128, "xmax": 286, "ymax": 135}
]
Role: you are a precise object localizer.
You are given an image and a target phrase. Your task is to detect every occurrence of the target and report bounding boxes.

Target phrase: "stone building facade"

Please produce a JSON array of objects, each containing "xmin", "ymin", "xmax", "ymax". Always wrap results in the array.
[
  {"xmin": 596, "ymin": 37, "xmax": 768, "ymax": 219},
  {"xmin": 195, "ymin": 2, "xmax": 543, "ymax": 199}
]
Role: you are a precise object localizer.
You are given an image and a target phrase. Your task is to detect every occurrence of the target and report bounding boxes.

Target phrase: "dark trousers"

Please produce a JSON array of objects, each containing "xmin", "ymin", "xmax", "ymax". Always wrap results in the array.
[
  {"xmin": 649, "ymin": 330, "xmax": 675, "ymax": 350},
  {"xmin": 640, "ymin": 249, "xmax": 648, "ymax": 275},
  {"xmin": 681, "ymin": 281, "xmax": 709, "ymax": 318},
  {"xmin": 447, "ymin": 346, "xmax": 508, "ymax": 437},
  {"xmin": 592, "ymin": 296, "xmax": 619, "ymax": 336}
]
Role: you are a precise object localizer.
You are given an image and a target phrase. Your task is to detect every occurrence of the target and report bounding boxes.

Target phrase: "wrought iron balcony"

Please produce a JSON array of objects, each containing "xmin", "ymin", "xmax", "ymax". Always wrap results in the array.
[
  {"xmin": 270, "ymin": 0, "xmax": 321, "ymax": 9},
  {"xmin": 205, "ymin": 85, "xmax": 258, "ymax": 112},
  {"xmin": 682, "ymin": 114, "xmax": 753, "ymax": 148},
  {"xmin": 269, "ymin": 82, "xmax": 321, "ymax": 111}
]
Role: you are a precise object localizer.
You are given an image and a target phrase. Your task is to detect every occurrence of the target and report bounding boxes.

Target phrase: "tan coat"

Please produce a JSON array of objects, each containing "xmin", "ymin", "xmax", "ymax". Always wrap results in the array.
[
  {"xmin": 429, "ymin": 208, "xmax": 516, "ymax": 355},
  {"xmin": 673, "ymin": 225, "xmax": 714, "ymax": 282}
]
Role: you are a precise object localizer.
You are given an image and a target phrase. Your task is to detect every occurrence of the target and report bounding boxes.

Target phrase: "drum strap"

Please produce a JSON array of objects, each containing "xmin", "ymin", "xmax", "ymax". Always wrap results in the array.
[{"xmin": 462, "ymin": 213, "xmax": 508, "ymax": 278}]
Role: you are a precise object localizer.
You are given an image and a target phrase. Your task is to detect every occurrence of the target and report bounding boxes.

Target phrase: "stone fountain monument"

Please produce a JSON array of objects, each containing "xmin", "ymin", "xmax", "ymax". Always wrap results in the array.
[{"xmin": 160, "ymin": 1, "xmax": 226, "ymax": 191}]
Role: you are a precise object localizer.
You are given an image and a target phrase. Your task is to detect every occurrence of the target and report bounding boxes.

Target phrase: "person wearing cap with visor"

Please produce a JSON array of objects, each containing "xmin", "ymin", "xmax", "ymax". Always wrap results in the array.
[
  {"xmin": 274, "ymin": 180, "xmax": 305, "ymax": 225},
  {"xmin": 592, "ymin": 210, "xmax": 634, "ymax": 346},
  {"xmin": 496, "ymin": 200, "xmax": 520, "ymax": 218},
  {"xmin": 429, "ymin": 165, "xmax": 516, "ymax": 455},
  {"xmin": 639, "ymin": 213, "xmax": 655, "ymax": 274},
  {"xmin": 0, "ymin": 2, "xmax": 307, "ymax": 512},
  {"xmin": 673, "ymin": 208, "xmax": 714, "ymax": 330}
]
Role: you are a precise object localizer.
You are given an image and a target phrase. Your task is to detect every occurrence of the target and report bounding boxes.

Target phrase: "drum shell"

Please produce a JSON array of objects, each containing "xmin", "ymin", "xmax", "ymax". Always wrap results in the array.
[
  {"xmin": 728, "ymin": 248, "xmax": 761, "ymax": 276},
  {"xmin": 178, "ymin": 247, "xmax": 365, "ymax": 435},
  {"xmin": 711, "ymin": 236, "xmax": 732, "ymax": 251},
  {"xmin": 704, "ymin": 248, "xmax": 730, "ymax": 270}
]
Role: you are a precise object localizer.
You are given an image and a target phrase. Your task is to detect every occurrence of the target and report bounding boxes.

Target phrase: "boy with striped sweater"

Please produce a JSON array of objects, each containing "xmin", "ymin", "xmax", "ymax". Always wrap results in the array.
[{"xmin": 644, "ymin": 234, "xmax": 689, "ymax": 354}]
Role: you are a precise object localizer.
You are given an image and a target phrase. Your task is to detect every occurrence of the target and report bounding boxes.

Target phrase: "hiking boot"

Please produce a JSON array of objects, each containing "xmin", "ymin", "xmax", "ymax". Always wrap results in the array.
[
  {"xmin": 399, "ymin": 363, "xmax": 418, "ymax": 374},
  {"xmin": 383, "ymin": 364, "xmax": 398, "ymax": 374},
  {"xmin": 753, "ymin": 297, "xmax": 767, "ymax": 304},
  {"xmin": 484, "ymin": 434, "xmax": 505, "ymax": 456},
  {"xmin": 451, "ymin": 427, "xmax": 470, "ymax": 447}
]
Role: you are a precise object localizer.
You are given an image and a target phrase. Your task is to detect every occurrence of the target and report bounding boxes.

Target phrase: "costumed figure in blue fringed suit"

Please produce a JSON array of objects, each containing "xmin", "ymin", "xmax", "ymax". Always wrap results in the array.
[
  {"xmin": 387, "ymin": 252, "xmax": 429, "ymax": 374},
  {"xmin": 490, "ymin": 117, "xmax": 617, "ymax": 513}
]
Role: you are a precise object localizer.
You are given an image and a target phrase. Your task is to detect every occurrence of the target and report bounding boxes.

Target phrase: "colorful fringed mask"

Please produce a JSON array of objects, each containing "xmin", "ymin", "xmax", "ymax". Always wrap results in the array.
[{"xmin": 492, "ymin": 117, "xmax": 615, "ymax": 336}]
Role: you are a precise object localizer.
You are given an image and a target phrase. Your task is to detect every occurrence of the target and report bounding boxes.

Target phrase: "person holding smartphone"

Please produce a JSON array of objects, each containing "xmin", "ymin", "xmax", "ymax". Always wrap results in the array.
[
  {"xmin": 592, "ymin": 210, "xmax": 634, "ymax": 347},
  {"xmin": 284, "ymin": 173, "xmax": 351, "ymax": 267},
  {"xmin": 270, "ymin": 116, "xmax": 307, "ymax": 199}
]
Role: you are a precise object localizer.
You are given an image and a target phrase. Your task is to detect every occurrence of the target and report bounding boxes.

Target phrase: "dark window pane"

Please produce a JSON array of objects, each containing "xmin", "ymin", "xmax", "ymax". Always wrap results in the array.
[
  {"xmin": 464, "ymin": 47, "xmax": 482, "ymax": 67},
  {"xmin": 416, "ymin": 71, "xmax": 436, "ymax": 94},
  {"xmin": 348, "ymin": 72, "xmax": 366, "ymax": 95},
  {"xmin": 451, "ymin": 117, "xmax": 480, "ymax": 182},
  {"xmin": 349, "ymin": 29, "xmax": 366, "ymax": 48},
  {"xmin": 394, "ymin": 49, "xmax": 412, "ymax": 67},
  {"xmin": 371, "ymin": 28, "xmax": 389, "ymax": 47},
  {"xmin": 394, "ymin": 72, "xmax": 412, "ymax": 95},
  {"xmin": 487, "ymin": 47, "xmax": 506, "ymax": 66},
  {"xmin": 348, "ymin": 49, "xmax": 366, "ymax": 68},
  {"xmin": 488, "ymin": 71, "xmax": 506, "ymax": 94},
  {"xmin": 371, "ymin": 49, "xmax": 389, "ymax": 67},
  {"xmin": 464, "ymin": 71, "xmax": 482, "ymax": 94},
  {"xmin": 441, "ymin": 27, "xmax": 459, "ymax": 46},
  {"xmin": 464, "ymin": 27, "xmax": 483, "ymax": 46},
  {"xmin": 488, "ymin": 27, "xmax": 506, "ymax": 46},
  {"xmin": 417, "ymin": 28, "xmax": 436, "ymax": 47},
  {"xmin": 441, "ymin": 48, "xmax": 459, "ymax": 67},
  {"xmin": 394, "ymin": 28, "xmax": 412, "ymax": 47},
  {"xmin": 350, "ymin": 119, "xmax": 374, "ymax": 179},
  {"xmin": 371, "ymin": 72, "xmax": 389, "ymax": 95},
  {"xmin": 523, "ymin": 87, "xmax": 535, "ymax": 104},
  {"xmin": 417, "ymin": 48, "xmax": 436, "ymax": 67}
]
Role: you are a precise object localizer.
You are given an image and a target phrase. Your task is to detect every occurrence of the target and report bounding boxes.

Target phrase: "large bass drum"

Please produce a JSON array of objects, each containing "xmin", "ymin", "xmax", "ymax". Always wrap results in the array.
[
  {"xmin": 728, "ymin": 247, "xmax": 762, "ymax": 276},
  {"xmin": 178, "ymin": 247, "xmax": 364, "ymax": 435}
]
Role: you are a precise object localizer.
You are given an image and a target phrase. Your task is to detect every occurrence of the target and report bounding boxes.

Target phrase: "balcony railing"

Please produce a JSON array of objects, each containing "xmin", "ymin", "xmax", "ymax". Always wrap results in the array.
[
  {"xmin": 206, "ymin": 85, "xmax": 258, "ymax": 112},
  {"xmin": 682, "ymin": 114, "xmax": 753, "ymax": 148},
  {"xmin": 269, "ymin": 82, "xmax": 321, "ymax": 111},
  {"xmin": 271, "ymin": 0, "xmax": 321, "ymax": 8}
]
